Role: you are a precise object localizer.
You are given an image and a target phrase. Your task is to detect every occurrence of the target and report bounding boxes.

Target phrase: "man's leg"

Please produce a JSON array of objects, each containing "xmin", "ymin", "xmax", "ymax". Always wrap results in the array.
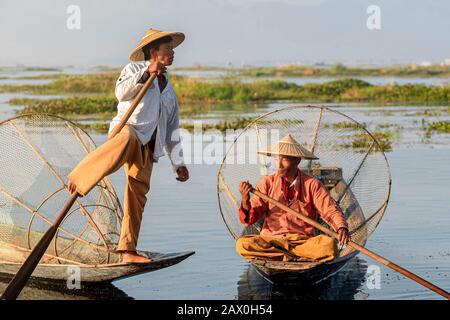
[
  {"xmin": 236, "ymin": 235, "xmax": 293, "ymax": 261},
  {"xmin": 68, "ymin": 126, "xmax": 140, "ymax": 196},
  {"xmin": 118, "ymin": 143, "xmax": 154, "ymax": 263},
  {"xmin": 236, "ymin": 234, "xmax": 337, "ymax": 262},
  {"xmin": 289, "ymin": 234, "xmax": 338, "ymax": 262}
]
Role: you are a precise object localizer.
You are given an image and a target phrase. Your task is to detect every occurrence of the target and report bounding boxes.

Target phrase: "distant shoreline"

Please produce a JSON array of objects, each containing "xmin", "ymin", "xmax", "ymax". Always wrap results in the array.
[{"xmin": 2, "ymin": 63, "xmax": 450, "ymax": 78}]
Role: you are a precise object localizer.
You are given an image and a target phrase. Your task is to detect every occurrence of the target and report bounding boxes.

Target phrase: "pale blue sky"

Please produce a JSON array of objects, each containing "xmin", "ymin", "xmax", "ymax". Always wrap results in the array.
[{"xmin": 1, "ymin": 0, "xmax": 449, "ymax": 67}]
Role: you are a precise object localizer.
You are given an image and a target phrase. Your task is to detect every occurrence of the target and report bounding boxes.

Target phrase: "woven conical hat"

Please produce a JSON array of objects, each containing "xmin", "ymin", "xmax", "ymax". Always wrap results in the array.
[
  {"xmin": 129, "ymin": 28, "xmax": 185, "ymax": 61},
  {"xmin": 257, "ymin": 134, "xmax": 318, "ymax": 159}
]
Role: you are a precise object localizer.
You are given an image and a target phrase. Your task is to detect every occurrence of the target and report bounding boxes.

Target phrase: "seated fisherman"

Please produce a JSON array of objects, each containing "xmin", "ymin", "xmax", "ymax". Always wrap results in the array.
[{"xmin": 236, "ymin": 134, "xmax": 350, "ymax": 262}]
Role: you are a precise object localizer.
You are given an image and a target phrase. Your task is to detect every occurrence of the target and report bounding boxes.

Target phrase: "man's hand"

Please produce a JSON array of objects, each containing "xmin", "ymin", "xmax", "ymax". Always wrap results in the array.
[
  {"xmin": 176, "ymin": 166, "xmax": 189, "ymax": 182},
  {"xmin": 147, "ymin": 61, "xmax": 166, "ymax": 76},
  {"xmin": 239, "ymin": 181, "xmax": 253, "ymax": 202},
  {"xmin": 239, "ymin": 181, "xmax": 253, "ymax": 211},
  {"xmin": 67, "ymin": 180, "xmax": 77, "ymax": 194},
  {"xmin": 337, "ymin": 227, "xmax": 350, "ymax": 245}
]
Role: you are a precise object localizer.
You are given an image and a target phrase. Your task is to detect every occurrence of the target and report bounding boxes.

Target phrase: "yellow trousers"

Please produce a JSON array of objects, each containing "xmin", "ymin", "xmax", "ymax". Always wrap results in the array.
[
  {"xmin": 68, "ymin": 125, "xmax": 153, "ymax": 251},
  {"xmin": 236, "ymin": 234, "xmax": 337, "ymax": 262}
]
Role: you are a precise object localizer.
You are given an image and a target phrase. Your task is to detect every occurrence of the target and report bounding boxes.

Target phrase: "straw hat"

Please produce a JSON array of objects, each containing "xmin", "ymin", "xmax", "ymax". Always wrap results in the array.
[
  {"xmin": 129, "ymin": 28, "xmax": 185, "ymax": 61},
  {"xmin": 257, "ymin": 134, "xmax": 319, "ymax": 160}
]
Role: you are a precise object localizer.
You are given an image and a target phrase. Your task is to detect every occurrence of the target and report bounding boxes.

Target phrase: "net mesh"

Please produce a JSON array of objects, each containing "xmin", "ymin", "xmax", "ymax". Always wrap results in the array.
[
  {"xmin": 217, "ymin": 106, "xmax": 391, "ymax": 258},
  {"xmin": 0, "ymin": 114, "xmax": 123, "ymax": 265}
]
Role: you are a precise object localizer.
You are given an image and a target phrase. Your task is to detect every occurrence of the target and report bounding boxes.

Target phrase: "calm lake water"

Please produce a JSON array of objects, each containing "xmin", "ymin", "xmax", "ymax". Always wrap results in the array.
[{"xmin": 0, "ymin": 71, "xmax": 449, "ymax": 300}]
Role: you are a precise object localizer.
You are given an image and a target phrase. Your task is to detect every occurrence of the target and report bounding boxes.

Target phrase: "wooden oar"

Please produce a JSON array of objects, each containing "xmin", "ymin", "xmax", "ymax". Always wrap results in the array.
[
  {"xmin": 251, "ymin": 189, "xmax": 450, "ymax": 300},
  {"xmin": 0, "ymin": 71, "xmax": 158, "ymax": 300}
]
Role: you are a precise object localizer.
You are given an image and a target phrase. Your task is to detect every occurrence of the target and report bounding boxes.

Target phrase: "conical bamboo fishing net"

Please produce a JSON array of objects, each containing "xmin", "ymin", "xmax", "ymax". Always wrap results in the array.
[
  {"xmin": 217, "ymin": 106, "xmax": 391, "ymax": 257},
  {"xmin": 0, "ymin": 114, "xmax": 123, "ymax": 266}
]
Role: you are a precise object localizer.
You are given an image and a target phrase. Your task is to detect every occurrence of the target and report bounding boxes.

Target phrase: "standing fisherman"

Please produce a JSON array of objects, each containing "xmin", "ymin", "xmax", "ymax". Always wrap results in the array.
[{"xmin": 67, "ymin": 28, "xmax": 189, "ymax": 263}]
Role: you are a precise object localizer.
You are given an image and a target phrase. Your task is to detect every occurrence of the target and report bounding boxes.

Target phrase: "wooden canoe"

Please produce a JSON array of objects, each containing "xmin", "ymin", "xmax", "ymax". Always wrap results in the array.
[
  {"xmin": 0, "ymin": 225, "xmax": 195, "ymax": 285},
  {"xmin": 0, "ymin": 250, "xmax": 195, "ymax": 285}
]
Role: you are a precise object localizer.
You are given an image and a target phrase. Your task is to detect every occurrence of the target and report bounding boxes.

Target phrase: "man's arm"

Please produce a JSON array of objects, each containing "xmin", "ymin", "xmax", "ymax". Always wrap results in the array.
[
  {"xmin": 115, "ymin": 63, "xmax": 149, "ymax": 102},
  {"xmin": 238, "ymin": 180, "xmax": 268, "ymax": 225},
  {"xmin": 115, "ymin": 62, "xmax": 166, "ymax": 102},
  {"xmin": 311, "ymin": 180, "xmax": 350, "ymax": 244},
  {"xmin": 164, "ymin": 95, "xmax": 188, "ymax": 181}
]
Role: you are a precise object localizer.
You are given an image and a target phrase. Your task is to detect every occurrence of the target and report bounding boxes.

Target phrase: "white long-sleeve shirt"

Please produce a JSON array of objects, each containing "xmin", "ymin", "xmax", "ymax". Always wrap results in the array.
[{"xmin": 109, "ymin": 61, "xmax": 185, "ymax": 171}]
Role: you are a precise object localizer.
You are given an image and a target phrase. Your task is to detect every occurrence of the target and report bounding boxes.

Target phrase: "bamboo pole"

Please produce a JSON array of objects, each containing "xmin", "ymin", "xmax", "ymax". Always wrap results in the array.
[
  {"xmin": 251, "ymin": 189, "xmax": 450, "ymax": 300},
  {"xmin": 0, "ymin": 193, "xmax": 78, "ymax": 300},
  {"xmin": 108, "ymin": 73, "xmax": 157, "ymax": 138},
  {"xmin": 0, "ymin": 72, "xmax": 158, "ymax": 300}
]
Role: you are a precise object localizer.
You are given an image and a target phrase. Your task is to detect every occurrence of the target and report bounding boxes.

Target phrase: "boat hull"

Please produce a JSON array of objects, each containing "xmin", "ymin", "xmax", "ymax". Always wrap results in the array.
[
  {"xmin": 250, "ymin": 251, "xmax": 358, "ymax": 284},
  {"xmin": 0, "ymin": 250, "xmax": 195, "ymax": 285}
]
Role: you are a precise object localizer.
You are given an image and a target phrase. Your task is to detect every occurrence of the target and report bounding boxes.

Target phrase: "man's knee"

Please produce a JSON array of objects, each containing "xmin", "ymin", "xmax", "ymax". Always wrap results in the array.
[
  {"xmin": 235, "ymin": 237, "xmax": 244, "ymax": 248},
  {"xmin": 315, "ymin": 234, "xmax": 336, "ymax": 246}
]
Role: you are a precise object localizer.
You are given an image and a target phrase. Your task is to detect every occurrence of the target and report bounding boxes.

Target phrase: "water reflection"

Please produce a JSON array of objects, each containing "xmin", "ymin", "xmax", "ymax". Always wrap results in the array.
[
  {"xmin": 237, "ymin": 257, "xmax": 369, "ymax": 300},
  {"xmin": 0, "ymin": 276, "xmax": 132, "ymax": 300}
]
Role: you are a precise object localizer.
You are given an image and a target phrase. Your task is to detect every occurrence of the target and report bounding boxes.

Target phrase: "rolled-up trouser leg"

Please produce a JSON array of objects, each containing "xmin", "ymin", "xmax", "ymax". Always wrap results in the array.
[
  {"xmin": 68, "ymin": 126, "xmax": 140, "ymax": 196},
  {"xmin": 117, "ymin": 143, "xmax": 153, "ymax": 251}
]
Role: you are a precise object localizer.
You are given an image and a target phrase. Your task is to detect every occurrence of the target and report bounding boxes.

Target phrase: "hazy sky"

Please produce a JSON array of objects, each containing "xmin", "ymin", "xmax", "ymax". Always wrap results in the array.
[{"xmin": 1, "ymin": 0, "xmax": 449, "ymax": 67}]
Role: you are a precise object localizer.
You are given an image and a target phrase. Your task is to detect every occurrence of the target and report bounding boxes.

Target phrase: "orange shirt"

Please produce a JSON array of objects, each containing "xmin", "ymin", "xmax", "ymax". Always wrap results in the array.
[{"xmin": 239, "ymin": 170, "xmax": 348, "ymax": 237}]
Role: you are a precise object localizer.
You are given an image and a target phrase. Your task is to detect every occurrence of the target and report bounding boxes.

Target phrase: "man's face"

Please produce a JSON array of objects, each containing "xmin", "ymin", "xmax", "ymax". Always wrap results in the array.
[
  {"xmin": 153, "ymin": 42, "xmax": 175, "ymax": 66},
  {"xmin": 275, "ymin": 155, "xmax": 301, "ymax": 176}
]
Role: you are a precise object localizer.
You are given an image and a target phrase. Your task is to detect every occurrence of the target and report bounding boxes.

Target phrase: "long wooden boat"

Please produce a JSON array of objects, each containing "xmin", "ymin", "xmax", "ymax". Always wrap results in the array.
[
  {"xmin": 0, "ymin": 248, "xmax": 195, "ymax": 285},
  {"xmin": 0, "ymin": 224, "xmax": 195, "ymax": 285}
]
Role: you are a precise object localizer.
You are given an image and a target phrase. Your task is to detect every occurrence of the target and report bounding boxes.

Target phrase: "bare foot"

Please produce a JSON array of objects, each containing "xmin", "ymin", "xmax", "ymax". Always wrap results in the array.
[
  {"xmin": 67, "ymin": 180, "xmax": 78, "ymax": 195},
  {"xmin": 122, "ymin": 251, "xmax": 153, "ymax": 263}
]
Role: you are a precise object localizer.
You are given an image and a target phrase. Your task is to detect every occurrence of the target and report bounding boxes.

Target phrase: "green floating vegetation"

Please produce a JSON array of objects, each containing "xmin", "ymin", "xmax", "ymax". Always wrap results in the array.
[
  {"xmin": 12, "ymin": 96, "xmax": 118, "ymax": 116},
  {"xmin": 341, "ymin": 131, "xmax": 393, "ymax": 152},
  {"xmin": 238, "ymin": 63, "xmax": 450, "ymax": 78},
  {"xmin": 181, "ymin": 117, "xmax": 255, "ymax": 132},
  {"xmin": 0, "ymin": 72, "xmax": 117, "ymax": 95},
  {"xmin": 376, "ymin": 123, "xmax": 404, "ymax": 130},
  {"xmin": 425, "ymin": 121, "xmax": 450, "ymax": 134},
  {"xmin": 78, "ymin": 117, "xmax": 256, "ymax": 134},
  {"xmin": 2, "ymin": 71, "xmax": 450, "ymax": 106},
  {"xmin": 11, "ymin": 96, "xmax": 218, "ymax": 118},
  {"xmin": 352, "ymin": 83, "xmax": 450, "ymax": 105},
  {"xmin": 78, "ymin": 122, "xmax": 110, "ymax": 134},
  {"xmin": 323, "ymin": 121, "xmax": 365, "ymax": 130},
  {"xmin": 404, "ymin": 109, "xmax": 446, "ymax": 117}
]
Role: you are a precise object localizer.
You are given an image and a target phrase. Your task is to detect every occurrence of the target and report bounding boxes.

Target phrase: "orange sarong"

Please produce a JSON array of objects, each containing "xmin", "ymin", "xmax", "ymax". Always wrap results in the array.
[{"xmin": 236, "ymin": 233, "xmax": 337, "ymax": 262}]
